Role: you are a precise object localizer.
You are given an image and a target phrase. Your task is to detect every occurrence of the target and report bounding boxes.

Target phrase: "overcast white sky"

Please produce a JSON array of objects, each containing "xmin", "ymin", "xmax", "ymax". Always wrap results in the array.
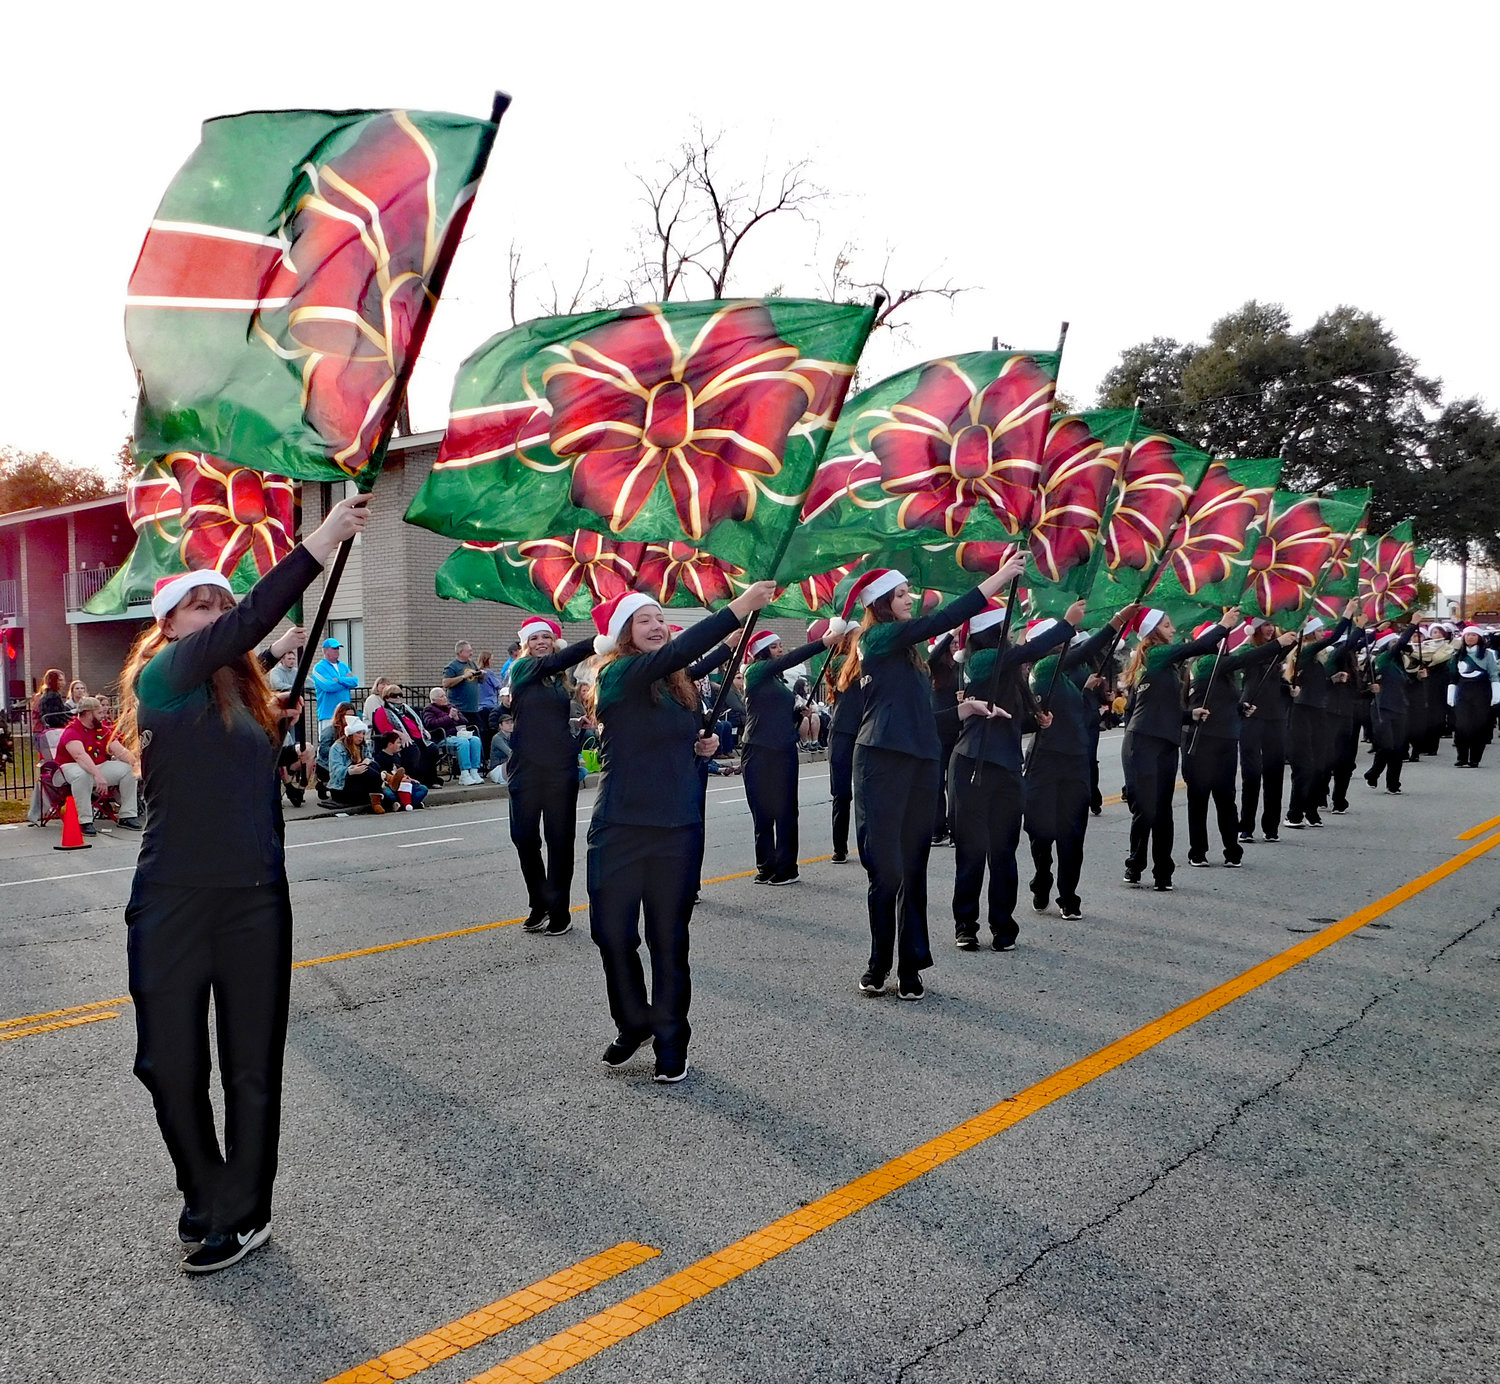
[{"xmin": 4, "ymin": 0, "xmax": 1495, "ymax": 512}]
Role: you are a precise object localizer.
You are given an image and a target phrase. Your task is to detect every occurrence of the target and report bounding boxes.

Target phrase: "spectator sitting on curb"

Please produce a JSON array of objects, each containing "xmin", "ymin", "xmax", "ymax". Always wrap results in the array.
[
  {"xmin": 485, "ymin": 710, "xmax": 515, "ymax": 783},
  {"xmin": 424, "ymin": 686, "xmax": 483, "ymax": 783},
  {"xmin": 316, "ymin": 703, "xmax": 355, "ymax": 801},
  {"xmin": 373, "ymin": 731, "xmax": 427, "ymax": 809},
  {"xmin": 57, "ymin": 697, "xmax": 142, "ymax": 835},
  {"xmin": 327, "ymin": 718, "xmax": 396, "ymax": 813},
  {"xmin": 372, "ymin": 684, "xmax": 440, "ymax": 787},
  {"xmin": 311, "ymin": 637, "xmax": 358, "ymax": 730},
  {"xmin": 267, "ymin": 650, "xmax": 313, "ymax": 806}
]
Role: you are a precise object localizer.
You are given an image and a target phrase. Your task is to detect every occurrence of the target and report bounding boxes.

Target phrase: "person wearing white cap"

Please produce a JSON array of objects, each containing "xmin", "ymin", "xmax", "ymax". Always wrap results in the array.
[
  {"xmin": 506, "ymin": 616, "xmax": 596, "ymax": 935},
  {"xmin": 1282, "ymin": 606, "xmax": 1356, "ymax": 829},
  {"xmin": 843, "ymin": 552, "xmax": 1026, "ymax": 998},
  {"xmin": 584, "ymin": 580, "xmax": 776, "ymax": 1082},
  {"xmin": 1363, "ymin": 623, "xmax": 1420, "ymax": 792},
  {"xmin": 326, "ymin": 718, "xmax": 396, "ymax": 812},
  {"xmin": 947, "ymin": 601, "xmax": 1081, "ymax": 950},
  {"xmin": 1119, "ymin": 606, "xmax": 1240, "ymax": 889},
  {"xmin": 1448, "ymin": 625, "xmax": 1499, "ymax": 767},
  {"xmin": 740, "ymin": 625, "xmax": 839, "ymax": 884},
  {"xmin": 114, "ymin": 493, "xmax": 367, "ymax": 1273}
]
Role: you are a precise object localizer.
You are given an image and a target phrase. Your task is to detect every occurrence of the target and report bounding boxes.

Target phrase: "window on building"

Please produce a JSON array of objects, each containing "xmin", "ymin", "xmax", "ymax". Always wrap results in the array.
[{"xmin": 322, "ymin": 480, "xmax": 364, "ymax": 546}]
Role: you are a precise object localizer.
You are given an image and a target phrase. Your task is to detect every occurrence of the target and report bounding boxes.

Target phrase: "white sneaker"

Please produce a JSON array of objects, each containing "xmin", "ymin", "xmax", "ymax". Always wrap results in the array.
[
  {"xmin": 462, "ymin": 770, "xmax": 480, "ymax": 785},
  {"xmin": 487, "ymin": 765, "xmax": 507, "ymax": 784}
]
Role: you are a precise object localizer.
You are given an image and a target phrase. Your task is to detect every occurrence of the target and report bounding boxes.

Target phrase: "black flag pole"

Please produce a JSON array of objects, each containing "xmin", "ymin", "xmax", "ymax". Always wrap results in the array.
[{"xmin": 287, "ymin": 91, "xmax": 512, "ymax": 715}]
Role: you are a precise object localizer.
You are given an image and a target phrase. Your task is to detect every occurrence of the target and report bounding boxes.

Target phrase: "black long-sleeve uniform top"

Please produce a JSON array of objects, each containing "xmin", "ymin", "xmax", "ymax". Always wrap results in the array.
[
  {"xmin": 828, "ymin": 654, "xmax": 865, "ymax": 737},
  {"xmin": 856, "ymin": 587, "xmax": 988, "ymax": 760},
  {"xmin": 1186, "ymin": 637, "xmax": 1286, "ymax": 743},
  {"xmin": 593, "ymin": 607, "xmax": 740, "ymax": 828},
  {"xmin": 1123, "ymin": 625, "xmax": 1228, "ymax": 745},
  {"xmin": 134, "ymin": 544, "xmax": 323, "ymax": 888},
  {"xmin": 1027, "ymin": 625, "xmax": 1116, "ymax": 767},
  {"xmin": 930, "ymin": 651, "xmax": 961, "ymax": 747},
  {"xmin": 1372, "ymin": 626, "xmax": 1419, "ymax": 715},
  {"xmin": 1290, "ymin": 619, "xmax": 1352, "ymax": 710},
  {"xmin": 743, "ymin": 641, "xmax": 825, "ymax": 749},
  {"xmin": 954, "ymin": 621, "xmax": 1075, "ymax": 771},
  {"xmin": 1323, "ymin": 628, "xmax": 1369, "ymax": 720},
  {"xmin": 507, "ymin": 640, "xmax": 594, "ymax": 782}
]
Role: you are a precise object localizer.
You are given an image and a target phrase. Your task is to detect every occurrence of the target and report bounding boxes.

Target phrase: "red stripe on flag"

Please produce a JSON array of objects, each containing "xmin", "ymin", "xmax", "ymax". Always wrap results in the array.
[{"xmin": 129, "ymin": 227, "xmax": 298, "ymax": 304}]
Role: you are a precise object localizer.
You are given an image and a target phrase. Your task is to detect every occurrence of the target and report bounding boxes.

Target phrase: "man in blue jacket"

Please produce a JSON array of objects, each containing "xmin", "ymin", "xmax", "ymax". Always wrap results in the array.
[{"xmin": 311, "ymin": 637, "xmax": 358, "ymax": 730}]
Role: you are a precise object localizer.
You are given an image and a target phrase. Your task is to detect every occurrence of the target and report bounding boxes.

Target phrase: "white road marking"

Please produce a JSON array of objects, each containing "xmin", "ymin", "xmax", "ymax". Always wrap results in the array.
[{"xmin": 397, "ymin": 837, "xmax": 463, "ymax": 849}]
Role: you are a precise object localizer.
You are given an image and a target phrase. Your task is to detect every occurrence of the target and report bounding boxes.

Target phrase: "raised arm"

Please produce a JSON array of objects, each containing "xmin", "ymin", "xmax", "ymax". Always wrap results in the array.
[{"xmin": 515, "ymin": 640, "xmax": 596, "ymax": 685}]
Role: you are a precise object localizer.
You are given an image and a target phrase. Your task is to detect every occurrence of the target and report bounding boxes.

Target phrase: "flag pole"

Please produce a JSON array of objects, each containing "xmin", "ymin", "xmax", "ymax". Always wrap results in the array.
[
  {"xmin": 288, "ymin": 92, "xmax": 511, "ymax": 713},
  {"xmin": 701, "ymin": 292, "xmax": 884, "ymax": 734}
]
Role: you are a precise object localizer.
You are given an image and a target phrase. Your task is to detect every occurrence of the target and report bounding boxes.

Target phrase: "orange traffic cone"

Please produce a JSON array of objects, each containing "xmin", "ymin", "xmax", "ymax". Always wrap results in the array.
[{"xmin": 55, "ymin": 795, "xmax": 93, "ymax": 851}]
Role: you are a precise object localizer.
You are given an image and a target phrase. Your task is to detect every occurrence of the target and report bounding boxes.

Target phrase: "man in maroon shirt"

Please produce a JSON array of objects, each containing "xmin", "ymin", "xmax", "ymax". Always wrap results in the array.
[{"xmin": 56, "ymin": 696, "xmax": 141, "ymax": 835}]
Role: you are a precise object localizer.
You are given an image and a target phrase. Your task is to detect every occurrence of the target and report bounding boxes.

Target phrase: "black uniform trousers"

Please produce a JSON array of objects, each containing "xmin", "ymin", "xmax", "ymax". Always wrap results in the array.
[
  {"xmin": 742, "ymin": 742, "xmax": 799, "ymax": 880},
  {"xmin": 1085, "ymin": 716, "xmax": 1104, "ymax": 814},
  {"xmin": 1454, "ymin": 683, "xmax": 1493, "ymax": 766},
  {"xmin": 828, "ymin": 731, "xmax": 855, "ymax": 857},
  {"xmin": 1328, "ymin": 713, "xmax": 1360, "ymax": 810},
  {"xmin": 934, "ymin": 737, "xmax": 957, "ymax": 838},
  {"xmin": 1367, "ymin": 710, "xmax": 1409, "ymax": 789},
  {"xmin": 1286, "ymin": 704, "xmax": 1329, "ymax": 824},
  {"xmin": 853, "ymin": 744, "xmax": 938, "ymax": 980},
  {"xmin": 586, "ymin": 821, "xmax": 699, "ymax": 1060},
  {"xmin": 1123, "ymin": 732, "xmax": 1179, "ymax": 885},
  {"xmin": 1183, "ymin": 736, "xmax": 1242, "ymax": 864},
  {"xmin": 949, "ymin": 754, "xmax": 1024, "ymax": 943},
  {"xmin": 126, "ymin": 879, "xmax": 292, "ymax": 1237},
  {"xmin": 1238, "ymin": 716, "xmax": 1286, "ymax": 837},
  {"xmin": 1024, "ymin": 759, "xmax": 1091, "ymax": 913},
  {"xmin": 509, "ymin": 769, "xmax": 580, "ymax": 924}
]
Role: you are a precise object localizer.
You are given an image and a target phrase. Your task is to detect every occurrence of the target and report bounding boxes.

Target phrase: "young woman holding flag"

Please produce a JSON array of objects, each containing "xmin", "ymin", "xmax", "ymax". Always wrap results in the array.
[
  {"xmin": 826, "ymin": 628, "xmax": 864, "ymax": 864},
  {"xmin": 584, "ymin": 580, "xmax": 775, "ymax": 1083},
  {"xmin": 844, "ymin": 551, "xmax": 1027, "ymax": 1000}
]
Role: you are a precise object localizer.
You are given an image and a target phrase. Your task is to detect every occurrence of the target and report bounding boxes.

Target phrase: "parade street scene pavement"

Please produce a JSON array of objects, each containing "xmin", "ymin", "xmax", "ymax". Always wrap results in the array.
[{"xmin": 4, "ymin": 747, "xmax": 1496, "ymax": 1384}]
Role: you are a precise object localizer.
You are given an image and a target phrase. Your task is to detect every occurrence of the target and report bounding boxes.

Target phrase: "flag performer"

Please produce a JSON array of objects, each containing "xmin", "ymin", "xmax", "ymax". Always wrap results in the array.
[
  {"xmin": 1450, "ymin": 625, "xmax": 1500, "ymax": 767},
  {"xmin": 1022, "ymin": 605, "xmax": 1139, "ymax": 922},
  {"xmin": 506, "ymin": 617, "xmax": 595, "ymax": 936},
  {"xmin": 1283, "ymin": 606, "xmax": 1357, "ymax": 829},
  {"xmin": 741, "ymin": 626, "xmax": 840, "ymax": 885},
  {"xmin": 1237, "ymin": 619, "xmax": 1294, "ymax": 842},
  {"xmin": 1119, "ymin": 607, "xmax": 1241, "ymax": 891},
  {"xmin": 1323, "ymin": 619, "xmax": 1371, "ymax": 813},
  {"xmin": 826, "ymin": 627, "xmax": 864, "ymax": 864},
  {"xmin": 947, "ymin": 602, "xmax": 1079, "ymax": 952},
  {"xmin": 1183, "ymin": 622, "xmax": 1297, "ymax": 867},
  {"xmin": 116, "ymin": 495, "xmax": 367, "ymax": 1273},
  {"xmin": 1364, "ymin": 624, "xmax": 1420, "ymax": 793},
  {"xmin": 585, "ymin": 581, "xmax": 777, "ymax": 1083}
]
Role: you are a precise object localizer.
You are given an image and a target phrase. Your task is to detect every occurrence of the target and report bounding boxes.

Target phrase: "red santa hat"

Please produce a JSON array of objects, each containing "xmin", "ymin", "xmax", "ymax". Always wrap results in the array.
[
  {"xmin": 1192, "ymin": 620, "xmax": 1217, "ymax": 640},
  {"xmin": 1025, "ymin": 617, "xmax": 1059, "ymax": 642},
  {"xmin": 1302, "ymin": 615, "xmax": 1326, "ymax": 635},
  {"xmin": 830, "ymin": 568, "xmax": 907, "ymax": 636},
  {"xmin": 591, "ymin": 591, "xmax": 661, "ymax": 654},
  {"xmin": 1125, "ymin": 607, "xmax": 1166, "ymax": 639},
  {"xmin": 807, "ymin": 618, "xmax": 831, "ymax": 642},
  {"xmin": 151, "ymin": 570, "xmax": 234, "ymax": 622},
  {"xmin": 746, "ymin": 629, "xmax": 780, "ymax": 659},
  {"xmin": 518, "ymin": 616, "xmax": 562, "ymax": 643}
]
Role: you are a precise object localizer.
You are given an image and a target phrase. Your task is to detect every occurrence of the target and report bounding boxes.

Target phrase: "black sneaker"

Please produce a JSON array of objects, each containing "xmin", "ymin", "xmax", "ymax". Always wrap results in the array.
[
  {"xmin": 1153, "ymin": 881, "xmax": 1174, "ymax": 892},
  {"xmin": 766, "ymin": 872, "xmax": 799, "ymax": 885},
  {"xmin": 182, "ymin": 1223, "xmax": 270, "ymax": 1274},
  {"xmin": 955, "ymin": 934, "xmax": 979, "ymax": 951},
  {"xmin": 1364, "ymin": 774, "xmax": 1379, "ymax": 789},
  {"xmin": 521, "ymin": 908, "xmax": 548, "ymax": 933},
  {"xmin": 117, "ymin": 816, "xmax": 143, "ymax": 830},
  {"xmin": 653, "ymin": 1055, "xmax": 688, "ymax": 1084},
  {"xmin": 1224, "ymin": 859, "xmax": 1243, "ymax": 868},
  {"xmin": 1237, "ymin": 831, "xmax": 1254, "ymax": 843},
  {"xmin": 1060, "ymin": 907, "xmax": 1083, "ymax": 920},
  {"xmin": 1122, "ymin": 869, "xmax": 1141, "ymax": 885},
  {"xmin": 1330, "ymin": 807, "xmax": 1347, "ymax": 815},
  {"xmin": 1188, "ymin": 856, "xmax": 1209, "ymax": 868},
  {"xmin": 544, "ymin": 916, "xmax": 573, "ymax": 936},
  {"xmin": 1263, "ymin": 832, "xmax": 1280, "ymax": 843},
  {"xmin": 1030, "ymin": 893, "xmax": 1049, "ymax": 913},
  {"xmin": 897, "ymin": 975, "xmax": 925, "ymax": 1000},
  {"xmin": 178, "ymin": 1206, "xmax": 207, "ymax": 1247},
  {"xmin": 603, "ymin": 1031, "xmax": 649, "ymax": 1067},
  {"xmin": 753, "ymin": 872, "xmax": 772, "ymax": 884},
  {"xmin": 1283, "ymin": 818, "xmax": 1305, "ymax": 829},
  {"xmin": 990, "ymin": 936, "xmax": 1017, "ymax": 952},
  {"xmin": 1090, "ymin": 806, "xmax": 1103, "ymax": 817},
  {"xmin": 1306, "ymin": 816, "xmax": 1324, "ymax": 828},
  {"xmin": 858, "ymin": 972, "xmax": 886, "ymax": 996},
  {"xmin": 830, "ymin": 852, "xmax": 848, "ymax": 863},
  {"xmin": 1386, "ymin": 787, "xmax": 1402, "ymax": 795}
]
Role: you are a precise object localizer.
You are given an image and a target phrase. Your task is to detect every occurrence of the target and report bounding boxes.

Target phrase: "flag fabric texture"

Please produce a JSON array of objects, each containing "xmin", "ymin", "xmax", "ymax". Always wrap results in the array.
[
  {"xmin": 1359, "ymin": 521, "xmax": 1422, "ymax": 622},
  {"xmin": 127, "ymin": 107, "xmax": 500, "ymax": 487},
  {"xmin": 1240, "ymin": 488, "xmax": 1371, "ymax": 628},
  {"xmin": 773, "ymin": 350, "xmax": 1062, "ymax": 585},
  {"xmin": 404, "ymin": 299, "xmax": 875, "ymax": 577}
]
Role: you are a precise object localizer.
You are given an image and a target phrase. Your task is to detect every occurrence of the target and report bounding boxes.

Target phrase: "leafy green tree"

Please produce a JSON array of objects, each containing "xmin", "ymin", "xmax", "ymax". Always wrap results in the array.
[
  {"xmin": 1419, "ymin": 399, "xmax": 1500, "ymax": 567},
  {"xmin": 0, "ymin": 447, "xmax": 119, "ymax": 516}
]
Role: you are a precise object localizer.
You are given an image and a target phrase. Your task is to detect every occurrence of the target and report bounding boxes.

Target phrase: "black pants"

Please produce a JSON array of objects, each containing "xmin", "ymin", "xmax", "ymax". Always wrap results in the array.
[
  {"xmin": 1368, "ymin": 709, "xmax": 1408, "ymax": 789},
  {"xmin": 742, "ymin": 742, "xmax": 799, "ymax": 880},
  {"xmin": 853, "ymin": 745, "xmax": 937, "ymax": 980},
  {"xmin": 829, "ymin": 732, "xmax": 855, "ymax": 857},
  {"xmin": 1328, "ymin": 713, "xmax": 1360, "ymax": 809},
  {"xmin": 586, "ymin": 821, "xmax": 700, "ymax": 1061},
  {"xmin": 331, "ymin": 765, "xmax": 388, "ymax": 807},
  {"xmin": 934, "ymin": 738, "xmax": 957, "ymax": 838},
  {"xmin": 509, "ymin": 769, "xmax": 580, "ymax": 922},
  {"xmin": 1286, "ymin": 705, "xmax": 1329, "ymax": 824},
  {"xmin": 949, "ymin": 754, "xmax": 1024, "ymax": 942},
  {"xmin": 126, "ymin": 879, "xmax": 292, "ymax": 1237},
  {"xmin": 1086, "ymin": 717, "xmax": 1103, "ymax": 813},
  {"xmin": 1184, "ymin": 735, "xmax": 1242, "ymax": 863},
  {"xmin": 1024, "ymin": 758, "xmax": 1090, "ymax": 912},
  {"xmin": 1123, "ymin": 732, "xmax": 1178, "ymax": 885},
  {"xmin": 1454, "ymin": 684, "xmax": 1493, "ymax": 766},
  {"xmin": 1239, "ymin": 715, "xmax": 1286, "ymax": 836}
]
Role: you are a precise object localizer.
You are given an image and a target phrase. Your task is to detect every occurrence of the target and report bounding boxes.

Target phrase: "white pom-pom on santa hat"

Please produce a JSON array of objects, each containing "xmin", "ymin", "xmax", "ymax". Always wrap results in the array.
[
  {"xmin": 518, "ymin": 616, "xmax": 562, "ymax": 643},
  {"xmin": 591, "ymin": 591, "xmax": 660, "ymax": 654},
  {"xmin": 151, "ymin": 570, "xmax": 234, "ymax": 622}
]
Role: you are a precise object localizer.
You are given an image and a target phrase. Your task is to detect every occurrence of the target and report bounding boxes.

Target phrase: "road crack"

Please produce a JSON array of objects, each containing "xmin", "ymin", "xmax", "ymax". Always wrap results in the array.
[{"xmin": 892, "ymin": 909, "xmax": 1495, "ymax": 1383}]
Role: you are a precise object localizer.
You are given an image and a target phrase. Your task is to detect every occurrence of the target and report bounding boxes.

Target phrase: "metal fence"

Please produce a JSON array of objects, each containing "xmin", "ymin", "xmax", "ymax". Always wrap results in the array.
[{"xmin": 1, "ymin": 710, "xmax": 38, "ymax": 802}]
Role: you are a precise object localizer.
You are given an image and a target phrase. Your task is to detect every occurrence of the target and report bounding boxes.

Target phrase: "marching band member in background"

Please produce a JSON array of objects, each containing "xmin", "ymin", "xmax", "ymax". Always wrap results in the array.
[
  {"xmin": 1365, "ymin": 623, "xmax": 1420, "ymax": 793},
  {"xmin": 1449, "ymin": 625, "xmax": 1500, "ymax": 767}
]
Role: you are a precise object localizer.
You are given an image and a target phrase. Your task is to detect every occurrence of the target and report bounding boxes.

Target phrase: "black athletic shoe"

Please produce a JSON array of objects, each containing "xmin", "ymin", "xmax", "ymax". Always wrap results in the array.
[
  {"xmin": 1224, "ymin": 859, "xmax": 1243, "ymax": 868},
  {"xmin": 753, "ymin": 872, "xmax": 772, "ymax": 884},
  {"xmin": 653, "ymin": 1055, "xmax": 689, "ymax": 1084},
  {"xmin": 1262, "ymin": 832, "xmax": 1280, "ymax": 843},
  {"xmin": 182, "ymin": 1223, "xmax": 270, "ymax": 1274},
  {"xmin": 1283, "ymin": 818, "xmax": 1305, "ymax": 829},
  {"xmin": 1060, "ymin": 907, "xmax": 1083, "ymax": 920},
  {"xmin": 1330, "ymin": 806, "xmax": 1348, "ymax": 815},
  {"xmin": 117, "ymin": 816, "xmax": 143, "ymax": 830},
  {"xmin": 930, "ymin": 833, "xmax": 950, "ymax": 848},
  {"xmin": 1122, "ymin": 869, "xmax": 1141, "ymax": 885},
  {"xmin": 1153, "ymin": 881, "xmax": 1174, "ymax": 892},
  {"xmin": 1188, "ymin": 856, "xmax": 1209, "ymax": 868},
  {"xmin": 859, "ymin": 972, "xmax": 887, "ymax": 996},
  {"xmin": 544, "ymin": 915, "xmax": 573, "ymax": 936},
  {"xmin": 990, "ymin": 936, "xmax": 1017, "ymax": 952},
  {"xmin": 1031, "ymin": 892, "xmax": 1049, "ymax": 913},
  {"xmin": 80, "ymin": 822, "xmax": 98, "ymax": 836},
  {"xmin": 1386, "ymin": 787, "xmax": 1403, "ymax": 795},
  {"xmin": 521, "ymin": 908, "xmax": 548, "ymax": 933},
  {"xmin": 178, "ymin": 1206, "xmax": 207, "ymax": 1247},
  {"xmin": 1364, "ymin": 774, "xmax": 1379, "ymax": 788},
  {"xmin": 1306, "ymin": 815, "xmax": 1324, "ymax": 828},
  {"xmin": 602, "ymin": 1031, "xmax": 649, "ymax": 1067},
  {"xmin": 1090, "ymin": 806, "xmax": 1103, "ymax": 818},
  {"xmin": 897, "ymin": 975, "xmax": 925, "ymax": 1000},
  {"xmin": 955, "ymin": 934, "xmax": 979, "ymax": 951},
  {"xmin": 1237, "ymin": 831, "xmax": 1254, "ymax": 843},
  {"xmin": 766, "ymin": 872, "xmax": 799, "ymax": 885},
  {"xmin": 830, "ymin": 852, "xmax": 848, "ymax": 863}
]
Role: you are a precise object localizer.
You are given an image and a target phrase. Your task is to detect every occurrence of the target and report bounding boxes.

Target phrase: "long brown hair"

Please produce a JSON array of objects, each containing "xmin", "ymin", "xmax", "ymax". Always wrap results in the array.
[
  {"xmin": 116, "ymin": 589, "xmax": 281, "ymax": 749},
  {"xmin": 1122, "ymin": 626, "xmax": 1171, "ymax": 688},
  {"xmin": 846, "ymin": 593, "xmax": 925, "ymax": 682},
  {"xmin": 588, "ymin": 626, "xmax": 697, "ymax": 712},
  {"xmin": 832, "ymin": 629, "xmax": 863, "ymax": 694},
  {"xmin": 31, "ymin": 668, "xmax": 64, "ymax": 712}
]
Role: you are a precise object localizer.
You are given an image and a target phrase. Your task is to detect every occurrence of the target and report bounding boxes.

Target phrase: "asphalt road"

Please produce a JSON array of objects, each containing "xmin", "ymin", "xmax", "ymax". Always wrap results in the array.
[{"xmin": 2, "ymin": 737, "xmax": 1497, "ymax": 1384}]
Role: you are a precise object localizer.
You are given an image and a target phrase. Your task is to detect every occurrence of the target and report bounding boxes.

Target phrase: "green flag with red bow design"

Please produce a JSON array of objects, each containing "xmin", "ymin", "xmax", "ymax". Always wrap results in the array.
[
  {"xmin": 773, "ymin": 350, "xmax": 1061, "ymax": 586},
  {"xmin": 127, "ymin": 107, "xmax": 500, "ymax": 486},
  {"xmin": 1239, "ymin": 488, "xmax": 1371, "ymax": 628},
  {"xmin": 1358, "ymin": 520, "xmax": 1422, "ymax": 622},
  {"xmin": 404, "ymin": 299, "xmax": 876, "ymax": 577}
]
